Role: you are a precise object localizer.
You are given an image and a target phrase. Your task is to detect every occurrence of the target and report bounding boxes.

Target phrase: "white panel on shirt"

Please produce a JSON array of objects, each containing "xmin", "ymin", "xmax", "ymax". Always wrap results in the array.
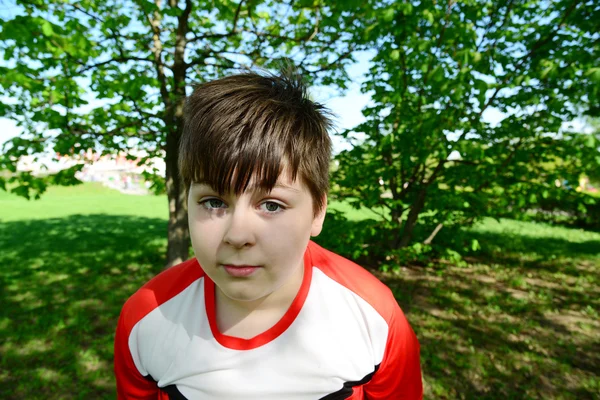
[{"xmin": 128, "ymin": 267, "xmax": 390, "ymax": 399}]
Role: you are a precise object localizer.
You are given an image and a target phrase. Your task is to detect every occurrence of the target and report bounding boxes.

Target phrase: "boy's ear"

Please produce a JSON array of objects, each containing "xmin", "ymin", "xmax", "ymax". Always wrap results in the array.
[{"xmin": 310, "ymin": 196, "xmax": 328, "ymax": 237}]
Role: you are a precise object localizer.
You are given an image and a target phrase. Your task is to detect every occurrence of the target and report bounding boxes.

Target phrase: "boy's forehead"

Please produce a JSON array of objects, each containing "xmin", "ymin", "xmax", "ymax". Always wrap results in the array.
[{"xmin": 192, "ymin": 172, "xmax": 301, "ymax": 193}]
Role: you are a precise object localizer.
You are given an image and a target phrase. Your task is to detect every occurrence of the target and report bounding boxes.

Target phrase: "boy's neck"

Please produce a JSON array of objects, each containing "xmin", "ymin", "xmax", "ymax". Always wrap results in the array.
[{"xmin": 214, "ymin": 260, "xmax": 305, "ymax": 337}]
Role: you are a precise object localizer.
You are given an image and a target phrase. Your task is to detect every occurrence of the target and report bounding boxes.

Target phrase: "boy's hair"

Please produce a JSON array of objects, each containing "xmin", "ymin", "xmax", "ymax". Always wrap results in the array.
[{"xmin": 179, "ymin": 68, "xmax": 333, "ymax": 215}]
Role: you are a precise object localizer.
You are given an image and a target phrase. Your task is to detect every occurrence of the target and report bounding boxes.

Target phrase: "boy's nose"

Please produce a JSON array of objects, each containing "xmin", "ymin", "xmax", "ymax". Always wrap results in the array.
[{"xmin": 222, "ymin": 207, "xmax": 255, "ymax": 248}]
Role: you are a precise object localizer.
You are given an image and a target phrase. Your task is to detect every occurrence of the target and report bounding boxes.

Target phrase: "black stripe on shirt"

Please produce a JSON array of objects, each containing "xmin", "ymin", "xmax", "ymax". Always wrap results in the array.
[
  {"xmin": 163, "ymin": 384, "xmax": 188, "ymax": 400},
  {"xmin": 144, "ymin": 375, "xmax": 188, "ymax": 400},
  {"xmin": 319, "ymin": 364, "xmax": 380, "ymax": 400}
]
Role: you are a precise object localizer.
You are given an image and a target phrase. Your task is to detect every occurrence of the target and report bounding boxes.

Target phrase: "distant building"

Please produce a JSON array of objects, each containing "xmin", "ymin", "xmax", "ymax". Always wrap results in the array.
[{"xmin": 17, "ymin": 149, "xmax": 165, "ymax": 195}]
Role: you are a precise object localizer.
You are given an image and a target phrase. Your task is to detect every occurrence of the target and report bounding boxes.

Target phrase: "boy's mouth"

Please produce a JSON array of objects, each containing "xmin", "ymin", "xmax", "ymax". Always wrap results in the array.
[{"xmin": 222, "ymin": 264, "xmax": 261, "ymax": 277}]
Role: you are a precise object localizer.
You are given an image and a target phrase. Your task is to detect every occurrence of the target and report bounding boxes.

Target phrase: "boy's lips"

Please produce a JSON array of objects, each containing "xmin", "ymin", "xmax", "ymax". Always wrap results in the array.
[{"xmin": 221, "ymin": 264, "xmax": 261, "ymax": 277}]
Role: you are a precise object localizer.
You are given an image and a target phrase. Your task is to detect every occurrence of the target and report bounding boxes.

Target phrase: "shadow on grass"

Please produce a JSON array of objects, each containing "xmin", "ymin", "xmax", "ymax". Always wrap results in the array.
[
  {"xmin": 0, "ymin": 215, "xmax": 167, "ymax": 400},
  {"xmin": 390, "ymin": 230, "xmax": 599, "ymax": 399},
  {"xmin": 319, "ymin": 215, "xmax": 600, "ymax": 399},
  {"xmin": 387, "ymin": 265, "xmax": 600, "ymax": 399},
  {"xmin": 467, "ymin": 229, "xmax": 600, "ymax": 263}
]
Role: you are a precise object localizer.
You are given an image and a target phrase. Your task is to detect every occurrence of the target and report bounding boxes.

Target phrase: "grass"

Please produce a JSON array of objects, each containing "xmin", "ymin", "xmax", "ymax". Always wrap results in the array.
[
  {"xmin": 382, "ymin": 218, "xmax": 600, "ymax": 399},
  {"xmin": 1, "ymin": 183, "xmax": 598, "ymax": 399},
  {"xmin": 0, "ymin": 183, "xmax": 167, "ymax": 221}
]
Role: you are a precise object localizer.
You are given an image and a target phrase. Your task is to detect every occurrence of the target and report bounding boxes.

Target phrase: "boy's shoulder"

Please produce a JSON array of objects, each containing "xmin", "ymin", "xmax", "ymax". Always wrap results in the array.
[
  {"xmin": 120, "ymin": 242, "xmax": 403, "ymax": 329},
  {"xmin": 119, "ymin": 258, "xmax": 204, "ymax": 329},
  {"xmin": 307, "ymin": 241, "xmax": 400, "ymax": 321}
]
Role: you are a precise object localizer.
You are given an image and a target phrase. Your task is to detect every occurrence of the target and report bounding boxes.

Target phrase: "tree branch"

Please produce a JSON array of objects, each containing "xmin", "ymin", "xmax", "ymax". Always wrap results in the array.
[
  {"xmin": 475, "ymin": 0, "xmax": 514, "ymax": 52},
  {"xmin": 474, "ymin": 138, "xmax": 524, "ymax": 192},
  {"xmin": 173, "ymin": 0, "xmax": 192, "ymax": 89},
  {"xmin": 445, "ymin": 159, "xmax": 480, "ymax": 166},
  {"xmin": 75, "ymin": 56, "xmax": 154, "ymax": 75},
  {"xmin": 144, "ymin": 0, "xmax": 170, "ymax": 108},
  {"xmin": 394, "ymin": 161, "xmax": 424, "ymax": 201},
  {"xmin": 247, "ymin": 2, "xmax": 321, "ymax": 44},
  {"xmin": 188, "ymin": 0, "xmax": 243, "ymax": 44},
  {"xmin": 426, "ymin": 159, "xmax": 446, "ymax": 186},
  {"xmin": 370, "ymin": 204, "xmax": 391, "ymax": 223},
  {"xmin": 189, "ymin": 52, "xmax": 238, "ymax": 70},
  {"xmin": 69, "ymin": 3, "xmax": 141, "ymax": 65},
  {"xmin": 301, "ymin": 48, "xmax": 354, "ymax": 74},
  {"xmin": 423, "ymin": 223, "xmax": 444, "ymax": 245},
  {"xmin": 122, "ymin": 93, "xmax": 162, "ymax": 122}
]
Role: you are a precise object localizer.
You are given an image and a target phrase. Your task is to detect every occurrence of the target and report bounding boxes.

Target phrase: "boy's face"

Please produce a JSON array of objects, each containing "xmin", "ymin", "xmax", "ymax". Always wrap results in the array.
[{"xmin": 187, "ymin": 169, "xmax": 326, "ymax": 304}]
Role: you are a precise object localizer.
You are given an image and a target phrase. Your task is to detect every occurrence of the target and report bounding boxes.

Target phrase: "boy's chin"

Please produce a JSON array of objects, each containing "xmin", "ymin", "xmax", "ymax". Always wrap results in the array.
[{"xmin": 218, "ymin": 284, "xmax": 273, "ymax": 304}]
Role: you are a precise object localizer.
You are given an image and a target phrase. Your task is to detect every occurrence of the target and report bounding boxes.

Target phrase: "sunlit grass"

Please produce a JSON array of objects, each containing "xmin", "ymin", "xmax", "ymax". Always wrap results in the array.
[
  {"xmin": 0, "ymin": 182, "xmax": 167, "ymax": 221},
  {"xmin": 1, "ymin": 183, "xmax": 598, "ymax": 399}
]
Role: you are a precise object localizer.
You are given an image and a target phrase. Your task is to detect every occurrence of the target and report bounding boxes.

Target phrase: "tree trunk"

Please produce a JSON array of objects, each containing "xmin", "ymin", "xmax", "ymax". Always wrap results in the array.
[
  {"xmin": 396, "ymin": 188, "xmax": 427, "ymax": 248},
  {"xmin": 163, "ymin": 0, "xmax": 192, "ymax": 267},
  {"xmin": 164, "ymin": 118, "xmax": 190, "ymax": 268}
]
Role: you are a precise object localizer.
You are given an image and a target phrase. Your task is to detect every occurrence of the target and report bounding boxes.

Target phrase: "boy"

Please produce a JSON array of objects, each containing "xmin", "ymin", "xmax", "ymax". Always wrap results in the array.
[{"xmin": 114, "ymin": 69, "xmax": 423, "ymax": 399}]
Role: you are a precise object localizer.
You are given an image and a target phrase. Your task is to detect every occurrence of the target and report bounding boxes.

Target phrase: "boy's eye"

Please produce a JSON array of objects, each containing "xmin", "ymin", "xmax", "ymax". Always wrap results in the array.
[
  {"xmin": 201, "ymin": 198, "xmax": 226, "ymax": 209},
  {"xmin": 260, "ymin": 201, "xmax": 284, "ymax": 213}
]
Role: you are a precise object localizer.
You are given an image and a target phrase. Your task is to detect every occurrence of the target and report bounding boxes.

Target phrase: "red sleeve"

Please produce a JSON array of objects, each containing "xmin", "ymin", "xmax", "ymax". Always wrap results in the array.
[
  {"xmin": 113, "ymin": 258, "xmax": 203, "ymax": 399},
  {"xmin": 364, "ymin": 304, "xmax": 423, "ymax": 399},
  {"xmin": 114, "ymin": 304, "xmax": 160, "ymax": 399}
]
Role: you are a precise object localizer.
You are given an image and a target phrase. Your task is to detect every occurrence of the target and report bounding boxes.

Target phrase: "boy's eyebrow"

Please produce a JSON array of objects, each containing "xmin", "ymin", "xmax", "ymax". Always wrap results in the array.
[
  {"xmin": 251, "ymin": 183, "xmax": 300, "ymax": 193},
  {"xmin": 191, "ymin": 181, "xmax": 300, "ymax": 193}
]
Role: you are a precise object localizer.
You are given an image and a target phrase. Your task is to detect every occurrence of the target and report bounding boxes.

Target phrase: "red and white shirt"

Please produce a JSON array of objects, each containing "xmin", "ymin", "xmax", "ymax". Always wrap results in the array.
[{"xmin": 114, "ymin": 241, "xmax": 423, "ymax": 399}]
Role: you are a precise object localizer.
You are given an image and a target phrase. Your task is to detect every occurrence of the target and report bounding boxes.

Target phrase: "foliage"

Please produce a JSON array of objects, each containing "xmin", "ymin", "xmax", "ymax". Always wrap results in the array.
[
  {"xmin": 318, "ymin": 208, "xmax": 386, "ymax": 263},
  {"xmin": 583, "ymin": 117, "xmax": 600, "ymax": 185},
  {"xmin": 0, "ymin": 0, "xmax": 375, "ymax": 264},
  {"xmin": 331, "ymin": 0, "xmax": 600, "ymax": 264}
]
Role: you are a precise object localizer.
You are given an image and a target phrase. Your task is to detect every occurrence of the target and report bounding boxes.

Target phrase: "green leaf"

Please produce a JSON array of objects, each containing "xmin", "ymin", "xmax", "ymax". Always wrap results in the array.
[
  {"xmin": 390, "ymin": 50, "xmax": 400, "ymax": 61},
  {"xmin": 430, "ymin": 66, "xmax": 444, "ymax": 82},
  {"xmin": 585, "ymin": 68, "xmax": 600, "ymax": 82},
  {"xmin": 476, "ymin": 80, "xmax": 488, "ymax": 106},
  {"xmin": 41, "ymin": 21, "xmax": 54, "ymax": 37},
  {"xmin": 11, "ymin": 184, "xmax": 30, "ymax": 200},
  {"xmin": 540, "ymin": 65, "xmax": 553, "ymax": 79},
  {"xmin": 423, "ymin": 10, "xmax": 434, "ymax": 25},
  {"xmin": 383, "ymin": 8, "xmax": 395, "ymax": 22},
  {"xmin": 585, "ymin": 134, "xmax": 596, "ymax": 148},
  {"xmin": 398, "ymin": 3, "xmax": 413, "ymax": 15},
  {"xmin": 257, "ymin": 11, "xmax": 270, "ymax": 21}
]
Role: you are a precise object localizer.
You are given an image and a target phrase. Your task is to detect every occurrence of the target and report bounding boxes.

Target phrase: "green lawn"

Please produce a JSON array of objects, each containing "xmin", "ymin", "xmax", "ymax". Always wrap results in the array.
[
  {"xmin": 386, "ymin": 218, "xmax": 600, "ymax": 399},
  {"xmin": 1, "ymin": 183, "xmax": 598, "ymax": 399},
  {"xmin": 0, "ymin": 183, "xmax": 168, "ymax": 221}
]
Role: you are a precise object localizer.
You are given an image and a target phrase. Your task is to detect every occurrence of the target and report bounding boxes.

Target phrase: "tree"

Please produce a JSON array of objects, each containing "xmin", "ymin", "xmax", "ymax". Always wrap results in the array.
[
  {"xmin": 0, "ymin": 0, "xmax": 372, "ymax": 266},
  {"xmin": 331, "ymin": 0, "xmax": 600, "ymax": 262}
]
